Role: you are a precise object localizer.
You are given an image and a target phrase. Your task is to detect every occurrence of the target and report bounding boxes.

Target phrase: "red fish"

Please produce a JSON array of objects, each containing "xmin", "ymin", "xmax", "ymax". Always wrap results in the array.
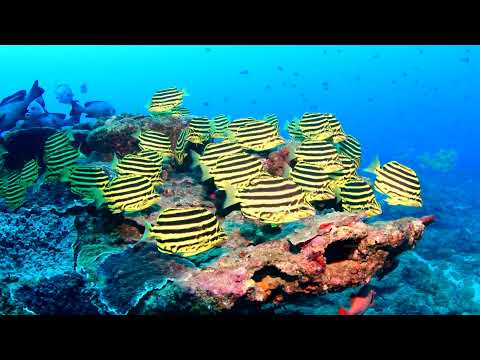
[{"xmin": 338, "ymin": 286, "xmax": 376, "ymax": 315}]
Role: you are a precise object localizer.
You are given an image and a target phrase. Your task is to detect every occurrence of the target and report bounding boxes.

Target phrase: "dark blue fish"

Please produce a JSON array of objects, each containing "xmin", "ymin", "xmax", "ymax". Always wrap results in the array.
[
  {"xmin": 391, "ymin": 80, "xmax": 397, "ymax": 85},
  {"xmin": 322, "ymin": 81, "xmax": 329, "ymax": 87},
  {"xmin": 0, "ymin": 80, "xmax": 44, "ymax": 132},
  {"xmin": 372, "ymin": 53, "xmax": 381, "ymax": 60},
  {"xmin": 278, "ymin": 66, "xmax": 284, "ymax": 71},
  {"xmin": 368, "ymin": 97, "xmax": 374, "ymax": 103},
  {"xmin": 291, "ymin": 84, "xmax": 297, "ymax": 88},
  {"xmin": 293, "ymin": 72, "xmax": 300, "ymax": 77},
  {"xmin": 300, "ymin": 93, "xmax": 305, "ymax": 97},
  {"xmin": 205, "ymin": 47, "xmax": 212, "ymax": 52},
  {"xmin": 80, "ymin": 82, "xmax": 88, "ymax": 94},
  {"xmin": 203, "ymin": 102, "xmax": 209, "ymax": 106},
  {"xmin": 419, "ymin": 49, "xmax": 424, "ymax": 55},
  {"xmin": 466, "ymin": 49, "xmax": 471, "ymax": 53},
  {"xmin": 251, "ymin": 100, "xmax": 256, "ymax": 104},
  {"xmin": 240, "ymin": 70, "xmax": 249, "ymax": 75},
  {"xmin": 70, "ymin": 100, "xmax": 115, "ymax": 118},
  {"xmin": 323, "ymin": 50, "xmax": 327, "ymax": 55},
  {"xmin": 223, "ymin": 97, "xmax": 229, "ymax": 102},
  {"xmin": 265, "ymin": 85, "xmax": 272, "ymax": 90},
  {"xmin": 337, "ymin": 49, "xmax": 342, "ymax": 54},
  {"xmin": 281, "ymin": 82, "xmax": 287, "ymax": 87},
  {"xmin": 402, "ymin": 72, "xmax": 408, "ymax": 77},
  {"xmin": 460, "ymin": 57, "xmax": 470, "ymax": 63},
  {"xmin": 355, "ymin": 75, "xmax": 361, "ymax": 81}
]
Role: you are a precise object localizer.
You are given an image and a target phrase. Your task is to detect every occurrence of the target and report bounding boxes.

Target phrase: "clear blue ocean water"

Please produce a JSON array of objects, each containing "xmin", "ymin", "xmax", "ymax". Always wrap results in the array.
[{"xmin": 0, "ymin": 45, "xmax": 478, "ymax": 314}]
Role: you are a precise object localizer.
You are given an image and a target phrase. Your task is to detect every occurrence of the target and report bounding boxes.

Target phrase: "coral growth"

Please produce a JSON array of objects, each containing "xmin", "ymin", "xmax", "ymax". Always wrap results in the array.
[
  {"xmin": 180, "ymin": 211, "xmax": 429, "ymax": 311},
  {"xmin": 263, "ymin": 146, "xmax": 290, "ymax": 177},
  {"xmin": 85, "ymin": 113, "xmax": 189, "ymax": 159}
]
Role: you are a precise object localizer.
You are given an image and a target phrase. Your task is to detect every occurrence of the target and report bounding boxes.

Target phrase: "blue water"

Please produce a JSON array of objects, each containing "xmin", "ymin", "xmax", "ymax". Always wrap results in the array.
[{"xmin": 1, "ymin": 45, "xmax": 479, "ymax": 314}]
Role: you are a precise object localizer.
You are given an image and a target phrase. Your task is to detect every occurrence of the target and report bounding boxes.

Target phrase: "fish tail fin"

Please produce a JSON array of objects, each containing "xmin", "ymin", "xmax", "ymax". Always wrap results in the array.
[
  {"xmin": 132, "ymin": 128, "xmax": 142, "ymax": 140},
  {"xmin": 70, "ymin": 100, "xmax": 84, "ymax": 116},
  {"xmin": 199, "ymin": 163, "xmax": 212, "ymax": 181},
  {"xmin": 190, "ymin": 150, "xmax": 201, "ymax": 169},
  {"xmin": 286, "ymin": 141, "xmax": 297, "ymax": 162},
  {"xmin": 334, "ymin": 186, "xmax": 343, "ymax": 204},
  {"xmin": 111, "ymin": 153, "xmax": 120, "ymax": 170},
  {"xmin": 364, "ymin": 155, "xmax": 380, "ymax": 175},
  {"xmin": 59, "ymin": 167, "xmax": 73, "ymax": 183},
  {"xmin": 282, "ymin": 163, "xmax": 292, "ymax": 179},
  {"xmin": 26, "ymin": 80, "xmax": 45, "ymax": 103},
  {"xmin": 90, "ymin": 187, "xmax": 106, "ymax": 208},
  {"xmin": 338, "ymin": 307, "xmax": 348, "ymax": 315},
  {"xmin": 223, "ymin": 183, "xmax": 239, "ymax": 209},
  {"xmin": 142, "ymin": 221, "xmax": 152, "ymax": 241}
]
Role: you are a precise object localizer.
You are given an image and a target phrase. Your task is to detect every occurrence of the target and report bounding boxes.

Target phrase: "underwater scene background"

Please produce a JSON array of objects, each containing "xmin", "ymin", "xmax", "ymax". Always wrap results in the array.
[{"xmin": 0, "ymin": 45, "xmax": 478, "ymax": 315}]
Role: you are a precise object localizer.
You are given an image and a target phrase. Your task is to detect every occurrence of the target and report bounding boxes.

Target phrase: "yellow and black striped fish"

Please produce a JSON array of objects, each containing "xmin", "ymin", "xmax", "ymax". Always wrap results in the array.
[
  {"xmin": 136, "ymin": 150, "xmax": 163, "ymax": 165},
  {"xmin": 289, "ymin": 140, "xmax": 343, "ymax": 172},
  {"xmin": 227, "ymin": 117, "xmax": 257, "ymax": 133},
  {"xmin": 113, "ymin": 154, "xmax": 163, "ymax": 184},
  {"xmin": 44, "ymin": 131, "xmax": 73, "ymax": 155},
  {"xmin": 5, "ymin": 181, "xmax": 26, "ymax": 210},
  {"xmin": 337, "ymin": 178, "xmax": 382, "ymax": 217},
  {"xmin": 299, "ymin": 113, "xmax": 333, "ymax": 141},
  {"xmin": 136, "ymin": 129, "xmax": 173, "ymax": 157},
  {"xmin": 337, "ymin": 135, "xmax": 361, "ymax": 168},
  {"xmin": 286, "ymin": 117, "xmax": 305, "ymax": 142},
  {"xmin": 99, "ymin": 174, "xmax": 160, "ymax": 214},
  {"xmin": 45, "ymin": 145, "xmax": 83, "ymax": 177},
  {"xmin": 20, "ymin": 159, "xmax": 39, "ymax": 187},
  {"xmin": 229, "ymin": 119, "xmax": 284, "ymax": 152},
  {"xmin": 148, "ymin": 87, "xmax": 185, "ymax": 114},
  {"xmin": 208, "ymin": 152, "xmax": 264, "ymax": 191},
  {"xmin": 187, "ymin": 116, "xmax": 211, "ymax": 144},
  {"xmin": 211, "ymin": 115, "xmax": 230, "ymax": 138},
  {"xmin": 143, "ymin": 207, "xmax": 227, "ymax": 257},
  {"xmin": 324, "ymin": 114, "xmax": 347, "ymax": 143},
  {"xmin": 262, "ymin": 114, "xmax": 279, "ymax": 131},
  {"xmin": 328, "ymin": 154, "xmax": 358, "ymax": 186},
  {"xmin": 224, "ymin": 174, "xmax": 315, "ymax": 224},
  {"xmin": 62, "ymin": 166, "xmax": 110, "ymax": 200},
  {"xmin": 174, "ymin": 127, "xmax": 190, "ymax": 165},
  {"xmin": 191, "ymin": 140, "xmax": 245, "ymax": 180},
  {"xmin": 364, "ymin": 157, "xmax": 422, "ymax": 207},
  {"xmin": 171, "ymin": 106, "xmax": 190, "ymax": 117},
  {"xmin": 285, "ymin": 162, "xmax": 336, "ymax": 204}
]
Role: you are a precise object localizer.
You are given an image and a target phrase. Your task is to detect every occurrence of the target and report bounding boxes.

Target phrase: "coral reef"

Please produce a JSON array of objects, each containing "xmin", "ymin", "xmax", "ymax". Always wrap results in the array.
[
  {"xmin": 13, "ymin": 272, "xmax": 103, "ymax": 315},
  {"xmin": 179, "ymin": 211, "xmax": 430, "ymax": 311},
  {"xmin": 263, "ymin": 146, "xmax": 290, "ymax": 177},
  {"xmin": 0, "ymin": 207, "xmax": 76, "ymax": 283},
  {"xmin": 85, "ymin": 113, "xmax": 189, "ymax": 159},
  {"xmin": 96, "ymin": 242, "xmax": 194, "ymax": 314}
]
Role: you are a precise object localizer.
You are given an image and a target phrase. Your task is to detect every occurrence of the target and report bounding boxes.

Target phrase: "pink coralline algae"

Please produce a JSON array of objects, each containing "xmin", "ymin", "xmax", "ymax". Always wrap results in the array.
[{"xmin": 263, "ymin": 146, "xmax": 290, "ymax": 177}]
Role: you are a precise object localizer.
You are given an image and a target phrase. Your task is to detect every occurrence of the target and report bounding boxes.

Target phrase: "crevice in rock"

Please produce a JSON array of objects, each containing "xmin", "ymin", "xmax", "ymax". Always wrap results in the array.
[
  {"xmin": 252, "ymin": 265, "xmax": 298, "ymax": 282},
  {"xmin": 324, "ymin": 238, "xmax": 360, "ymax": 264}
]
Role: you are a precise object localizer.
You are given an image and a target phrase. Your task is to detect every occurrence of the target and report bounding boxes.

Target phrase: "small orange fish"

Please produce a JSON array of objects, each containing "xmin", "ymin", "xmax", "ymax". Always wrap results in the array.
[{"xmin": 338, "ymin": 285, "xmax": 376, "ymax": 315}]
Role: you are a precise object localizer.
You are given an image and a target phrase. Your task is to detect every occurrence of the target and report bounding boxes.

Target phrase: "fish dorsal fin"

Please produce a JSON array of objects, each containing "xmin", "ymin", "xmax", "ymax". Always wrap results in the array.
[
  {"xmin": 84, "ymin": 101, "xmax": 102, "ymax": 107},
  {"xmin": 1, "ymin": 90, "xmax": 27, "ymax": 105}
]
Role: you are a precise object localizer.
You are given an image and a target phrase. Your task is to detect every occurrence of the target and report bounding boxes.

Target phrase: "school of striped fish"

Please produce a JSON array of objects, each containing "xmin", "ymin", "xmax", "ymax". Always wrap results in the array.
[{"xmin": 0, "ymin": 87, "xmax": 423, "ymax": 258}]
